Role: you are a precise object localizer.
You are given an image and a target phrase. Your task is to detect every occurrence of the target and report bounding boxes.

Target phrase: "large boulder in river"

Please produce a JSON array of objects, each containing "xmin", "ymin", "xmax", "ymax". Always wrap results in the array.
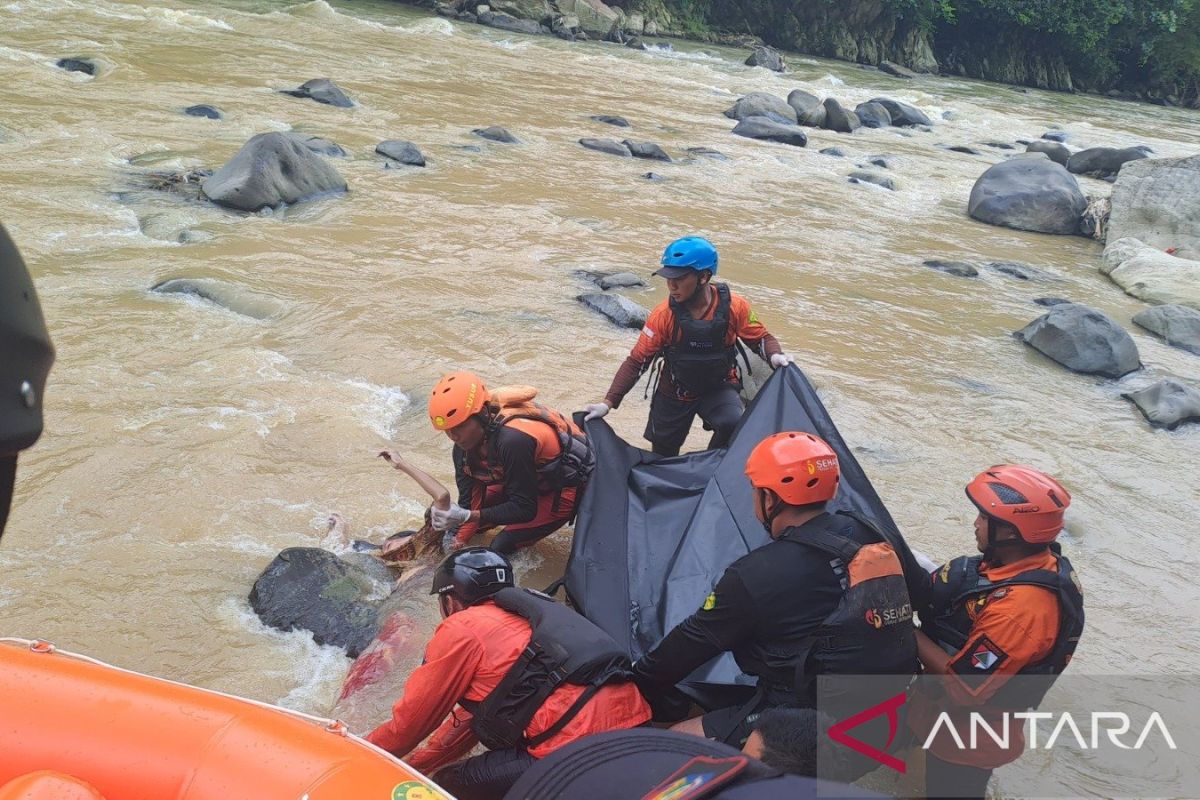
[
  {"xmin": 1015, "ymin": 304, "xmax": 1140, "ymax": 378},
  {"xmin": 724, "ymin": 92, "xmax": 797, "ymax": 124},
  {"xmin": 1025, "ymin": 140, "xmax": 1071, "ymax": 166},
  {"xmin": 1066, "ymin": 146, "xmax": 1151, "ymax": 180},
  {"xmin": 280, "ymin": 78, "xmax": 354, "ymax": 108},
  {"xmin": 580, "ymin": 137, "xmax": 631, "ymax": 157},
  {"xmin": 821, "ymin": 98, "xmax": 860, "ymax": 133},
  {"xmin": 249, "ymin": 547, "xmax": 388, "ymax": 657},
  {"xmin": 731, "ymin": 116, "xmax": 808, "ymax": 147},
  {"xmin": 968, "ymin": 157, "xmax": 1087, "ymax": 235},
  {"xmin": 557, "ymin": 0, "xmax": 620, "ymax": 37},
  {"xmin": 1132, "ymin": 305, "xmax": 1200, "ymax": 355},
  {"xmin": 488, "ymin": 0, "xmax": 552, "ymax": 20},
  {"xmin": 1107, "ymin": 154, "xmax": 1200, "ymax": 255},
  {"xmin": 201, "ymin": 132, "xmax": 348, "ymax": 212},
  {"xmin": 855, "ymin": 102, "xmax": 892, "ymax": 129},
  {"xmin": 868, "ymin": 97, "xmax": 931, "ymax": 127},
  {"xmin": 745, "ymin": 46, "xmax": 786, "ymax": 72},
  {"xmin": 787, "ymin": 90, "xmax": 825, "ymax": 127},
  {"xmin": 577, "ymin": 292, "xmax": 648, "ymax": 328},
  {"xmin": 1101, "ymin": 237, "xmax": 1200, "ymax": 310},
  {"xmin": 1122, "ymin": 379, "xmax": 1200, "ymax": 429}
]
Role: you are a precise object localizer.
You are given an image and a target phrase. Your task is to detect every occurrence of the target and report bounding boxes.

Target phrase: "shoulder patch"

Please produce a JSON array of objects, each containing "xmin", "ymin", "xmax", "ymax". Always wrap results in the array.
[
  {"xmin": 950, "ymin": 634, "xmax": 1009, "ymax": 693},
  {"xmin": 642, "ymin": 325, "xmax": 656, "ymax": 339},
  {"xmin": 747, "ymin": 308, "xmax": 760, "ymax": 326},
  {"xmin": 701, "ymin": 592, "xmax": 717, "ymax": 611}
]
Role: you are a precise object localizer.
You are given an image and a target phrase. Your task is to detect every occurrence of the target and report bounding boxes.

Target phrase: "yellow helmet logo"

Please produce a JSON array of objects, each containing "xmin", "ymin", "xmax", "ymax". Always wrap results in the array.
[
  {"xmin": 434, "ymin": 415, "xmax": 446, "ymax": 429},
  {"xmin": 807, "ymin": 461, "xmax": 816, "ymax": 475}
]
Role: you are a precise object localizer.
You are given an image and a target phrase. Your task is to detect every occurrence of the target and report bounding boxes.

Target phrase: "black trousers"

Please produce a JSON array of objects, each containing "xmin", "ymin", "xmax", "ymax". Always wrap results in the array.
[
  {"xmin": 433, "ymin": 748, "xmax": 536, "ymax": 800},
  {"xmin": 925, "ymin": 753, "xmax": 993, "ymax": 800},
  {"xmin": 645, "ymin": 385, "xmax": 744, "ymax": 457}
]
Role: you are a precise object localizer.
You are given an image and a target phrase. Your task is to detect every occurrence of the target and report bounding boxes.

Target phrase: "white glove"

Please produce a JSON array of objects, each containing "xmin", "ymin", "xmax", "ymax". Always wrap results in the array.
[
  {"xmin": 582, "ymin": 402, "xmax": 611, "ymax": 421},
  {"xmin": 770, "ymin": 353, "xmax": 795, "ymax": 369},
  {"xmin": 430, "ymin": 503, "xmax": 471, "ymax": 532}
]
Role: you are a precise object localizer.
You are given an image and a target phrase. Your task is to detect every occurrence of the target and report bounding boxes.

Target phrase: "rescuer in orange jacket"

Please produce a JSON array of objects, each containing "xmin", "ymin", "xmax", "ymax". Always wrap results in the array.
[{"xmin": 365, "ymin": 548, "xmax": 650, "ymax": 800}]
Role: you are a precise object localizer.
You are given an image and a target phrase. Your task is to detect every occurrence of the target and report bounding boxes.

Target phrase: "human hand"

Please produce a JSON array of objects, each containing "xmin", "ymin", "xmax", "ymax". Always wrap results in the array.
[
  {"xmin": 769, "ymin": 353, "xmax": 795, "ymax": 369},
  {"xmin": 378, "ymin": 449, "xmax": 406, "ymax": 469},
  {"xmin": 582, "ymin": 402, "xmax": 611, "ymax": 421},
  {"xmin": 430, "ymin": 502, "xmax": 471, "ymax": 531}
]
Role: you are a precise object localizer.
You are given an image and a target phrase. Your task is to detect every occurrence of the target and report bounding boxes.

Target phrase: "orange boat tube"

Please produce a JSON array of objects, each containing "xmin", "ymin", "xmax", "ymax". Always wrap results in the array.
[{"xmin": 0, "ymin": 638, "xmax": 451, "ymax": 800}]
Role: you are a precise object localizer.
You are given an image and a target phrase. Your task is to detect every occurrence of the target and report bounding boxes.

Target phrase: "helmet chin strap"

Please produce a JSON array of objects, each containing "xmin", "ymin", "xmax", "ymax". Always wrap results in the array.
[
  {"xmin": 687, "ymin": 276, "xmax": 710, "ymax": 306},
  {"xmin": 759, "ymin": 490, "xmax": 784, "ymax": 537},
  {"xmin": 983, "ymin": 514, "xmax": 1026, "ymax": 558}
]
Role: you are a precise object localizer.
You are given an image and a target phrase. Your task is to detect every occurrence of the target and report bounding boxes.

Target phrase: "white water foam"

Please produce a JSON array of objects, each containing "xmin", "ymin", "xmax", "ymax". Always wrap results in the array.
[
  {"xmin": 344, "ymin": 379, "xmax": 410, "ymax": 440},
  {"xmin": 398, "ymin": 17, "xmax": 456, "ymax": 36}
]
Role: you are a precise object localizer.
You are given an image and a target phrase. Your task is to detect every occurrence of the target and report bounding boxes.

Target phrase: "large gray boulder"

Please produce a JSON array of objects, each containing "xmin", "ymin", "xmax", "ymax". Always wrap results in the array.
[
  {"xmin": 201, "ymin": 132, "xmax": 348, "ymax": 212},
  {"xmin": 724, "ymin": 92, "xmax": 797, "ymax": 124},
  {"xmin": 855, "ymin": 102, "xmax": 892, "ymax": 129},
  {"xmin": 745, "ymin": 46, "xmax": 786, "ymax": 72},
  {"xmin": 1132, "ymin": 305, "xmax": 1200, "ymax": 355},
  {"xmin": 868, "ymin": 97, "xmax": 931, "ymax": 127},
  {"xmin": 249, "ymin": 548, "xmax": 388, "ymax": 657},
  {"xmin": 731, "ymin": 116, "xmax": 808, "ymax": 147},
  {"xmin": 557, "ymin": 0, "xmax": 620, "ymax": 37},
  {"xmin": 579, "ymin": 137, "xmax": 631, "ymax": 157},
  {"xmin": 1025, "ymin": 140, "xmax": 1071, "ymax": 166},
  {"xmin": 968, "ymin": 157, "xmax": 1087, "ymax": 235},
  {"xmin": 1122, "ymin": 379, "xmax": 1200, "ymax": 429},
  {"xmin": 1066, "ymin": 146, "xmax": 1151, "ymax": 180},
  {"xmin": 1107, "ymin": 154, "xmax": 1200, "ymax": 255},
  {"xmin": 488, "ymin": 0, "xmax": 552, "ymax": 19},
  {"xmin": 624, "ymin": 140, "xmax": 671, "ymax": 161},
  {"xmin": 787, "ymin": 90, "xmax": 825, "ymax": 127},
  {"xmin": 577, "ymin": 292, "xmax": 649, "ymax": 328},
  {"xmin": 1015, "ymin": 304, "xmax": 1140, "ymax": 378},
  {"xmin": 1102, "ymin": 237, "xmax": 1200, "ymax": 309},
  {"xmin": 280, "ymin": 78, "xmax": 354, "ymax": 108},
  {"xmin": 822, "ymin": 98, "xmax": 861, "ymax": 133},
  {"xmin": 377, "ymin": 140, "xmax": 425, "ymax": 166}
]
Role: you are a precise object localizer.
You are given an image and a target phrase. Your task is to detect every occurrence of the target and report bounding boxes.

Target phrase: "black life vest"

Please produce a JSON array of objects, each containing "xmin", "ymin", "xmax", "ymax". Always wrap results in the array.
[
  {"xmin": 462, "ymin": 394, "xmax": 594, "ymax": 491},
  {"xmin": 664, "ymin": 282, "xmax": 737, "ymax": 395},
  {"xmin": 924, "ymin": 546, "xmax": 1084, "ymax": 709},
  {"xmin": 461, "ymin": 588, "xmax": 633, "ymax": 751},
  {"xmin": 778, "ymin": 512, "xmax": 919, "ymax": 704}
]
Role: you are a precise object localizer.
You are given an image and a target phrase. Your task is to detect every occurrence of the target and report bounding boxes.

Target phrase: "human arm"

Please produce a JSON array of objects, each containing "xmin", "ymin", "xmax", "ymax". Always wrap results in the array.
[
  {"xmin": 378, "ymin": 450, "xmax": 452, "ymax": 510},
  {"xmin": 405, "ymin": 710, "xmax": 480, "ymax": 774},
  {"xmin": 730, "ymin": 298, "xmax": 784, "ymax": 362},
  {"xmin": 364, "ymin": 619, "xmax": 482, "ymax": 757},
  {"xmin": 602, "ymin": 307, "xmax": 670, "ymax": 409}
]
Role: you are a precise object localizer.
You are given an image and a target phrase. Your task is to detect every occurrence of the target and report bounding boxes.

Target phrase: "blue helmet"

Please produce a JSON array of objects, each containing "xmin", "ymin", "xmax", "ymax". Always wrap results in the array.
[{"xmin": 655, "ymin": 236, "xmax": 718, "ymax": 278}]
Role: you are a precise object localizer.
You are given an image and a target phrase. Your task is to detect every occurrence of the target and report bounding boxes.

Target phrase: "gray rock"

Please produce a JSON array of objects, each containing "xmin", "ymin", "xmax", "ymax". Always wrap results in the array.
[
  {"xmin": 1132, "ymin": 305, "xmax": 1200, "ymax": 355},
  {"xmin": 285, "ymin": 133, "xmax": 346, "ymax": 157},
  {"xmin": 624, "ymin": 140, "xmax": 671, "ymax": 161},
  {"xmin": 472, "ymin": 126, "xmax": 520, "ymax": 144},
  {"xmin": 864, "ymin": 155, "xmax": 894, "ymax": 169},
  {"xmin": 376, "ymin": 139, "xmax": 426, "ymax": 166},
  {"xmin": 56, "ymin": 57, "xmax": 95, "ymax": 75},
  {"xmin": 185, "ymin": 104, "xmax": 222, "ymax": 120},
  {"xmin": 150, "ymin": 278, "xmax": 283, "ymax": 319},
  {"xmin": 879, "ymin": 60, "xmax": 917, "ymax": 79},
  {"xmin": 822, "ymin": 98, "xmax": 861, "ymax": 133},
  {"xmin": 1102, "ymin": 238, "xmax": 1200, "ymax": 309},
  {"xmin": 1015, "ymin": 304, "xmax": 1141, "ymax": 378},
  {"xmin": 868, "ymin": 98, "xmax": 931, "ymax": 127},
  {"xmin": 577, "ymin": 292, "xmax": 649, "ymax": 328},
  {"xmin": 943, "ymin": 145, "xmax": 982, "ymax": 155},
  {"xmin": 597, "ymin": 271, "xmax": 647, "ymax": 290},
  {"xmin": 579, "ymin": 137, "xmax": 631, "ymax": 157},
  {"xmin": 820, "ymin": 147, "xmax": 846, "ymax": 158},
  {"xmin": 1108, "ymin": 154, "xmax": 1200, "ymax": 255},
  {"xmin": 1067, "ymin": 146, "xmax": 1151, "ymax": 180},
  {"xmin": 731, "ymin": 116, "xmax": 808, "ymax": 148},
  {"xmin": 724, "ymin": 92, "xmax": 797, "ymax": 124},
  {"xmin": 745, "ymin": 45, "xmax": 785, "ymax": 72},
  {"xmin": 590, "ymin": 115, "xmax": 630, "ymax": 127},
  {"xmin": 787, "ymin": 90, "xmax": 826, "ymax": 127},
  {"xmin": 478, "ymin": 11, "xmax": 541, "ymax": 33},
  {"xmin": 248, "ymin": 547, "xmax": 386, "ymax": 658},
  {"xmin": 984, "ymin": 142, "xmax": 1016, "ymax": 150},
  {"xmin": 200, "ymin": 132, "xmax": 348, "ymax": 212},
  {"xmin": 488, "ymin": 0, "xmax": 552, "ymax": 19},
  {"xmin": 968, "ymin": 158, "xmax": 1088, "ymax": 235},
  {"xmin": 686, "ymin": 147, "xmax": 729, "ymax": 161},
  {"xmin": 1034, "ymin": 297, "xmax": 1073, "ymax": 307},
  {"xmin": 1041, "ymin": 131, "xmax": 1068, "ymax": 142},
  {"xmin": 280, "ymin": 78, "xmax": 354, "ymax": 108},
  {"xmin": 923, "ymin": 259, "xmax": 978, "ymax": 277},
  {"xmin": 848, "ymin": 170, "xmax": 895, "ymax": 190},
  {"xmin": 1122, "ymin": 379, "xmax": 1200, "ymax": 429},
  {"xmin": 855, "ymin": 102, "xmax": 892, "ymax": 129},
  {"xmin": 985, "ymin": 261, "xmax": 1049, "ymax": 281},
  {"xmin": 1026, "ymin": 140, "xmax": 1071, "ymax": 166}
]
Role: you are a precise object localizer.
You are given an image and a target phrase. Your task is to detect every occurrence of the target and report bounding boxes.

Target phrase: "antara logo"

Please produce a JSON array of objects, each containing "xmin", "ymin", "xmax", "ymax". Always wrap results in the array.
[
  {"xmin": 922, "ymin": 711, "xmax": 1178, "ymax": 751},
  {"xmin": 827, "ymin": 692, "xmax": 907, "ymax": 774}
]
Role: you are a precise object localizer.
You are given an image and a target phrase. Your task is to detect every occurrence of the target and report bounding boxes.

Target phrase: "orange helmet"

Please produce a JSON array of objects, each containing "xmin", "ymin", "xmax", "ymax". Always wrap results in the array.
[
  {"xmin": 429, "ymin": 371, "xmax": 490, "ymax": 431},
  {"xmin": 966, "ymin": 465, "xmax": 1071, "ymax": 544},
  {"xmin": 745, "ymin": 431, "xmax": 840, "ymax": 506}
]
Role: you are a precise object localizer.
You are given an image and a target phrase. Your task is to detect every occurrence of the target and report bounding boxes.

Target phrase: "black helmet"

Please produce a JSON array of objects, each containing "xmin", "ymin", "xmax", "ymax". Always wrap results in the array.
[
  {"xmin": 430, "ymin": 547, "xmax": 513, "ymax": 607},
  {"xmin": 0, "ymin": 224, "xmax": 55, "ymax": 541}
]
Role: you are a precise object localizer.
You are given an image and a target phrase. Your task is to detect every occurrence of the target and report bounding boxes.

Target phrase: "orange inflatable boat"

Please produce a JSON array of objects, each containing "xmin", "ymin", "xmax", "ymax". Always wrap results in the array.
[{"xmin": 0, "ymin": 638, "xmax": 450, "ymax": 800}]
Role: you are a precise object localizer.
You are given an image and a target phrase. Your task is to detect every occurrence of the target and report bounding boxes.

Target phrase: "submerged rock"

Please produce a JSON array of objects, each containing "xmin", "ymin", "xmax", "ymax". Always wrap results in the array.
[
  {"xmin": 1132, "ymin": 305, "xmax": 1200, "ymax": 355},
  {"xmin": 731, "ymin": 116, "xmax": 808, "ymax": 147},
  {"xmin": 56, "ymin": 57, "xmax": 95, "ymax": 75},
  {"xmin": 1015, "ymin": 304, "xmax": 1140, "ymax": 378},
  {"xmin": 150, "ymin": 278, "xmax": 283, "ymax": 319},
  {"xmin": 579, "ymin": 137, "xmax": 631, "ymax": 157},
  {"xmin": 686, "ymin": 147, "xmax": 729, "ymax": 161},
  {"xmin": 1122, "ymin": 379, "xmax": 1200, "ymax": 429},
  {"xmin": 848, "ymin": 170, "xmax": 895, "ymax": 190},
  {"xmin": 285, "ymin": 133, "xmax": 346, "ymax": 158},
  {"xmin": 472, "ymin": 126, "xmax": 520, "ymax": 144},
  {"xmin": 185, "ymin": 104, "xmax": 222, "ymax": 120},
  {"xmin": 879, "ymin": 61, "xmax": 917, "ymax": 79},
  {"xmin": 376, "ymin": 139, "xmax": 426, "ymax": 166},
  {"xmin": 280, "ymin": 78, "xmax": 354, "ymax": 108},
  {"xmin": 590, "ymin": 115, "xmax": 630, "ymax": 127},
  {"xmin": 923, "ymin": 259, "xmax": 978, "ymax": 277},
  {"xmin": 201, "ymin": 132, "xmax": 347, "ymax": 212},
  {"xmin": 624, "ymin": 140, "xmax": 671, "ymax": 161},
  {"xmin": 577, "ymin": 292, "xmax": 649, "ymax": 328}
]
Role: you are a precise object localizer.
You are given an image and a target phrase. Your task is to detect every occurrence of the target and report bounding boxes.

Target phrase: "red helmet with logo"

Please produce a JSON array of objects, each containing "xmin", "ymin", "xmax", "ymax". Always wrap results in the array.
[
  {"xmin": 965, "ymin": 464, "xmax": 1071, "ymax": 544},
  {"xmin": 429, "ymin": 371, "xmax": 489, "ymax": 431},
  {"xmin": 745, "ymin": 431, "xmax": 840, "ymax": 506}
]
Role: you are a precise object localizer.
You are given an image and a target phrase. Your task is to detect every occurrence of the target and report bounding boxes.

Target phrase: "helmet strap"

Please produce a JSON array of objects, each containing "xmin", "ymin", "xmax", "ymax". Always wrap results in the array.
[{"xmin": 758, "ymin": 489, "xmax": 784, "ymax": 537}]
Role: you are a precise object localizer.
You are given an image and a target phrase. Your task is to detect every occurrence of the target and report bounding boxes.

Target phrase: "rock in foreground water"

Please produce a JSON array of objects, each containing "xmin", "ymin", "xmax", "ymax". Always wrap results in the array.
[
  {"xmin": 201, "ymin": 132, "xmax": 347, "ymax": 212},
  {"xmin": 1015, "ymin": 303, "xmax": 1140, "ymax": 378}
]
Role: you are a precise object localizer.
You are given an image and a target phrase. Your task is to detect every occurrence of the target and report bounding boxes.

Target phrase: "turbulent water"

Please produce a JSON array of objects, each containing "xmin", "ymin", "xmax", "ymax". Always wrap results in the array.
[{"xmin": 2, "ymin": 0, "xmax": 1199, "ymax": 793}]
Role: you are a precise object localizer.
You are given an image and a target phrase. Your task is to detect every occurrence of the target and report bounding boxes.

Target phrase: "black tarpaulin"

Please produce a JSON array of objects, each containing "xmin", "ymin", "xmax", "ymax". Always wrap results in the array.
[{"xmin": 565, "ymin": 365, "xmax": 899, "ymax": 698}]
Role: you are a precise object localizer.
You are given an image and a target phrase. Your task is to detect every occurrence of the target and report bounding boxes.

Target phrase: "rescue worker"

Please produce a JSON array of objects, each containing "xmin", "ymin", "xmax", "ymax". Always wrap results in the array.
[
  {"xmin": 427, "ymin": 372, "xmax": 593, "ymax": 554},
  {"xmin": 913, "ymin": 465, "xmax": 1084, "ymax": 799},
  {"xmin": 632, "ymin": 431, "xmax": 920, "ymax": 753},
  {"xmin": 365, "ymin": 548, "xmax": 651, "ymax": 800},
  {"xmin": 581, "ymin": 237, "xmax": 795, "ymax": 457}
]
